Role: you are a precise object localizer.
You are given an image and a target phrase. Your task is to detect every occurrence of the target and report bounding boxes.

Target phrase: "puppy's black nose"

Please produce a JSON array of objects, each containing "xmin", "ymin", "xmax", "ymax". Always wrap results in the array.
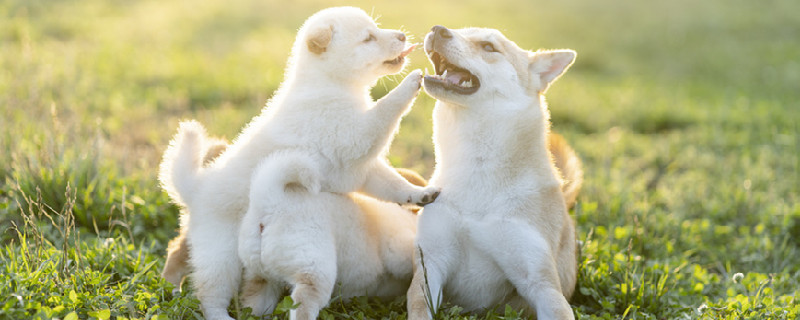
[
  {"xmin": 397, "ymin": 32, "xmax": 406, "ymax": 42},
  {"xmin": 431, "ymin": 25, "xmax": 452, "ymax": 39}
]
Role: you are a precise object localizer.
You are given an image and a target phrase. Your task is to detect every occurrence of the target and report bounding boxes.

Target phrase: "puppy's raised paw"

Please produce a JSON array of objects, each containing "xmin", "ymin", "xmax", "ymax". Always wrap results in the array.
[
  {"xmin": 411, "ymin": 186, "xmax": 441, "ymax": 206},
  {"xmin": 399, "ymin": 69, "xmax": 424, "ymax": 93}
]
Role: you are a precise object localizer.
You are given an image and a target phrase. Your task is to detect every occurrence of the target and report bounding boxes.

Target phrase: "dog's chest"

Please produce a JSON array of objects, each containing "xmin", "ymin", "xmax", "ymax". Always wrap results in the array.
[{"xmin": 437, "ymin": 176, "xmax": 531, "ymax": 216}]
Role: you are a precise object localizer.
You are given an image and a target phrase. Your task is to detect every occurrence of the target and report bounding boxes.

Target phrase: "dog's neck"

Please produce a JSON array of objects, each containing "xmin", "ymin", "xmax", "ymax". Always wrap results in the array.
[
  {"xmin": 264, "ymin": 74, "xmax": 374, "ymax": 117},
  {"xmin": 430, "ymin": 95, "xmax": 559, "ymax": 188},
  {"xmin": 288, "ymin": 56, "xmax": 380, "ymax": 90}
]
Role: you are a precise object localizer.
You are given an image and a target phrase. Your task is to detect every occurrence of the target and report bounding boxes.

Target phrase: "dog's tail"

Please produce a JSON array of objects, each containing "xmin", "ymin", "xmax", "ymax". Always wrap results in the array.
[
  {"xmin": 159, "ymin": 121, "xmax": 227, "ymax": 289},
  {"xmin": 159, "ymin": 120, "xmax": 216, "ymax": 206},
  {"xmin": 251, "ymin": 150, "xmax": 322, "ymax": 199},
  {"xmin": 239, "ymin": 151, "xmax": 321, "ymax": 274},
  {"xmin": 548, "ymin": 133, "xmax": 583, "ymax": 210}
]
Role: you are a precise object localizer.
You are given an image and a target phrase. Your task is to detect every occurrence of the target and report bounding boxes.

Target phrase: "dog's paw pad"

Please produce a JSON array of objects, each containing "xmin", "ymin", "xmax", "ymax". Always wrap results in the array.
[{"xmin": 415, "ymin": 188, "xmax": 441, "ymax": 206}]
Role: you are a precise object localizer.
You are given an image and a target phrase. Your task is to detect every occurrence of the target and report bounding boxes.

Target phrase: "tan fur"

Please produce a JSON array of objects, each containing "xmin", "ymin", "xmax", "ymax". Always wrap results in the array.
[
  {"xmin": 306, "ymin": 25, "xmax": 333, "ymax": 54},
  {"xmin": 395, "ymin": 167, "xmax": 428, "ymax": 188},
  {"xmin": 240, "ymin": 274, "xmax": 268, "ymax": 300},
  {"xmin": 290, "ymin": 273, "xmax": 331, "ymax": 320},
  {"xmin": 548, "ymin": 133, "xmax": 582, "ymax": 210},
  {"xmin": 162, "ymin": 230, "xmax": 189, "ymax": 287},
  {"xmin": 202, "ymin": 141, "xmax": 228, "ymax": 165}
]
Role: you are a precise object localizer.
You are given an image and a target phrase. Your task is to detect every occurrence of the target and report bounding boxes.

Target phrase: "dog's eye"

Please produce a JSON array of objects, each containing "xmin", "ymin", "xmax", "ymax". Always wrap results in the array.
[
  {"xmin": 364, "ymin": 34, "xmax": 376, "ymax": 43},
  {"xmin": 480, "ymin": 42, "xmax": 498, "ymax": 53}
]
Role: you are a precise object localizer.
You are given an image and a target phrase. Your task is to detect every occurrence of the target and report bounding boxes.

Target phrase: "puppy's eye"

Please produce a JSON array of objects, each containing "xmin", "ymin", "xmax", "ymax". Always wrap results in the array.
[
  {"xmin": 480, "ymin": 42, "xmax": 498, "ymax": 53},
  {"xmin": 364, "ymin": 34, "xmax": 376, "ymax": 42}
]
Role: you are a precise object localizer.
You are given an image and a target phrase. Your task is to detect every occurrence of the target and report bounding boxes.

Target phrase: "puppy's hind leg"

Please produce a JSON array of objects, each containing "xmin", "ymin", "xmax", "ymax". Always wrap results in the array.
[
  {"xmin": 278, "ymin": 217, "xmax": 337, "ymax": 320},
  {"xmin": 474, "ymin": 222, "xmax": 574, "ymax": 320},
  {"xmin": 189, "ymin": 216, "xmax": 242, "ymax": 320},
  {"xmin": 288, "ymin": 271, "xmax": 335, "ymax": 320},
  {"xmin": 241, "ymin": 269, "xmax": 283, "ymax": 317},
  {"xmin": 280, "ymin": 234, "xmax": 336, "ymax": 320}
]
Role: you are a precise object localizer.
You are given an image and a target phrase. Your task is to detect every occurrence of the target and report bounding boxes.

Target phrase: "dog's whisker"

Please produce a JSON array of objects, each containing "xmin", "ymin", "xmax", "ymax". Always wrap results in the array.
[{"xmin": 397, "ymin": 26, "xmax": 417, "ymax": 43}]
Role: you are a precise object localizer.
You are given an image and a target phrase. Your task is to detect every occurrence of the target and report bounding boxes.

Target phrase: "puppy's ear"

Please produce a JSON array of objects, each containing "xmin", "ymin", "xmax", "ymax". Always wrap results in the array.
[
  {"xmin": 307, "ymin": 25, "xmax": 333, "ymax": 54},
  {"xmin": 528, "ymin": 49, "xmax": 576, "ymax": 93}
]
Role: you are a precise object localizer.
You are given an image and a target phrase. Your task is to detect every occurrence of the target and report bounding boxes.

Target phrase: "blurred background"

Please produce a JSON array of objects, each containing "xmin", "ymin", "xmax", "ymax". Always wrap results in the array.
[
  {"xmin": 3, "ymin": 0, "xmax": 797, "ymax": 178},
  {"xmin": 1, "ymin": 0, "xmax": 798, "ymax": 318}
]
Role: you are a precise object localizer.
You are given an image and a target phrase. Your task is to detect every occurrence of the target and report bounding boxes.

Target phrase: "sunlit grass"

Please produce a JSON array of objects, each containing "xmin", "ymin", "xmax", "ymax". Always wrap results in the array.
[{"xmin": 1, "ymin": 0, "xmax": 798, "ymax": 319}]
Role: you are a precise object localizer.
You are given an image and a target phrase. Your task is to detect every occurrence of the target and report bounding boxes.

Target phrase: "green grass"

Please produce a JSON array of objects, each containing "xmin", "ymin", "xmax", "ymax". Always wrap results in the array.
[{"xmin": 2, "ymin": 0, "xmax": 799, "ymax": 319}]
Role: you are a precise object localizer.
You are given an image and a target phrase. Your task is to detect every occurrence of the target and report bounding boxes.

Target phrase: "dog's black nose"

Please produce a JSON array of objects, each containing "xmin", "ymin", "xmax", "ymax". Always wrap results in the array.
[
  {"xmin": 397, "ymin": 32, "xmax": 406, "ymax": 42},
  {"xmin": 431, "ymin": 25, "xmax": 452, "ymax": 39}
]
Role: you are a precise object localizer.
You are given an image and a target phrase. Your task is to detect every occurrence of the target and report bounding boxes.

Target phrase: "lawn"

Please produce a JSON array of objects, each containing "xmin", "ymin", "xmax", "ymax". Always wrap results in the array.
[{"xmin": 1, "ymin": 0, "xmax": 798, "ymax": 319}]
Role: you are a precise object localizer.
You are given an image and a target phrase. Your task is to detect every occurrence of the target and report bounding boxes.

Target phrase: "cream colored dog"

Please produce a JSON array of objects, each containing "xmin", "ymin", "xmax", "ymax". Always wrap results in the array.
[
  {"xmin": 158, "ymin": 7, "xmax": 438, "ymax": 320},
  {"xmin": 406, "ymin": 26, "xmax": 581, "ymax": 320}
]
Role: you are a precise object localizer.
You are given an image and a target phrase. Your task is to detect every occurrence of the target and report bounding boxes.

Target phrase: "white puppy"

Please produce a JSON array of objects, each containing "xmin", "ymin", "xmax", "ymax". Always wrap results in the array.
[
  {"xmin": 238, "ymin": 150, "xmax": 422, "ymax": 320},
  {"xmin": 158, "ymin": 7, "xmax": 438, "ymax": 320},
  {"xmin": 406, "ymin": 26, "xmax": 582, "ymax": 320}
]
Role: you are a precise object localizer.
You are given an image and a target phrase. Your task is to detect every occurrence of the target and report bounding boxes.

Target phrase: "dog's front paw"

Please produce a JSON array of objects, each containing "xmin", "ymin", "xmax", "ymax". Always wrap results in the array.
[
  {"xmin": 399, "ymin": 69, "xmax": 423, "ymax": 95},
  {"xmin": 407, "ymin": 186, "xmax": 441, "ymax": 206}
]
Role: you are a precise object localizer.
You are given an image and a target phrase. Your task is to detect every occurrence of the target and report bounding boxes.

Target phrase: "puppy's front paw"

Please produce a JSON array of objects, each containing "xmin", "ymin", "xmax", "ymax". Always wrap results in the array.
[
  {"xmin": 399, "ymin": 69, "xmax": 423, "ymax": 94},
  {"xmin": 408, "ymin": 186, "xmax": 441, "ymax": 206}
]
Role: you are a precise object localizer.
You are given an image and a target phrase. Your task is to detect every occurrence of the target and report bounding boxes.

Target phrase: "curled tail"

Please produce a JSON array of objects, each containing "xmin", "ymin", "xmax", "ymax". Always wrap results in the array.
[
  {"xmin": 548, "ymin": 133, "xmax": 583, "ymax": 209},
  {"xmin": 159, "ymin": 121, "xmax": 227, "ymax": 288},
  {"xmin": 251, "ymin": 150, "xmax": 322, "ymax": 200},
  {"xmin": 240, "ymin": 151, "xmax": 321, "ymax": 275},
  {"xmin": 158, "ymin": 120, "xmax": 211, "ymax": 206}
]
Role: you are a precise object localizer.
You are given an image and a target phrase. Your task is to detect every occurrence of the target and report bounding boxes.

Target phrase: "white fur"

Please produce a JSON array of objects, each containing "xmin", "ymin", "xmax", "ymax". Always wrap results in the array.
[
  {"xmin": 407, "ymin": 27, "xmax": 578, "ymax": 320},
  {"xmin": 238, "ymin": 150, "xmax": 418, "ymax": 319},
  {"xmin": 159, "ymin": 7, "xmax": 437, "ymax": 320}
]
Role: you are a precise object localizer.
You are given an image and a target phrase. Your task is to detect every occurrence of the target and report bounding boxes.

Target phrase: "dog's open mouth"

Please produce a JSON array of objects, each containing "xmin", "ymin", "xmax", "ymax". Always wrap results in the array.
[
  {"xmin": 424, "ymin": 51, "xmax": 480, "ymax": 94},
  {"xmin": 384, "ymin": 43, "xmax": 418, "ymax": 66}
]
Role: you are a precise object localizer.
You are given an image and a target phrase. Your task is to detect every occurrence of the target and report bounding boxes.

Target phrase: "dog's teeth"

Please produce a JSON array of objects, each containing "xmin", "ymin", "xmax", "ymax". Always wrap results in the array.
[
  {"xmin": 464, "ymin": 79, "xmax": 472, "ymax": 87},
  {"xmin": 442, "ymin": 70, "xmax": 448, "ymax": 78}
]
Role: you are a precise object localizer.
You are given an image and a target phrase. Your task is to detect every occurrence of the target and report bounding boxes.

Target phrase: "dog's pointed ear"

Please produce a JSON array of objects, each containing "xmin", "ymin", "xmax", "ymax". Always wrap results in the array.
[
  {"xmin": 528, "ymin": 49, "xmax": 576, "ymax": 93},
  {"xmin": 307, "ymin": 25, "xmax": 333, "ymax": 54}
]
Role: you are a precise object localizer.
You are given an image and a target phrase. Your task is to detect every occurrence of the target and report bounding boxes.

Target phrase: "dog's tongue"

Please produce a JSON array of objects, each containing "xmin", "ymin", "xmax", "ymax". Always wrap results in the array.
[
  {"xmin": 445, "ymin": 70, "xmax": 470, "ymax": 85},
  {"xmin": 398, "ymin": 43, "xmax": 419, "ymax": 58}
]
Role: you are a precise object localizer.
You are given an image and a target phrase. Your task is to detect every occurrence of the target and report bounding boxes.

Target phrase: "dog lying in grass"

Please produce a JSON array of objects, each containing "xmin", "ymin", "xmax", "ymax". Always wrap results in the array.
[
  {"xmin": 158, "ymin": 7, "xmax": 438, "ymax": 320},
  {"xmin": 406, "ymin": 25, "xmax": 582, "ymax": 320}
]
